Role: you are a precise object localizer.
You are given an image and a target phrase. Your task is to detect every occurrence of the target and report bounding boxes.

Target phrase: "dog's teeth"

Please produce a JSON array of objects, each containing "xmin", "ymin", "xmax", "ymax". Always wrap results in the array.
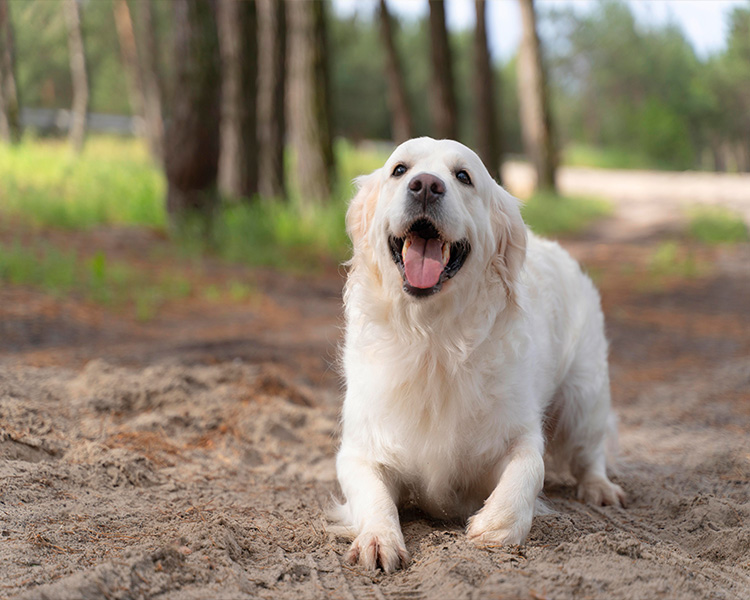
[
  {"xmin": 442, "ymin": 242, "xmax": 450, "ymax": 265},
  {"xmin": 402, "ymin": 237, "xmax": 411, "ymax": 262}
]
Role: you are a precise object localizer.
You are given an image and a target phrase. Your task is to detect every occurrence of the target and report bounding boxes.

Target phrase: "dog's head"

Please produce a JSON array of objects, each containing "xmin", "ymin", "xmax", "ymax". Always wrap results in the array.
[{"xmin": 347, "ymin": 137, "xmax": 526, "ymax": 305}]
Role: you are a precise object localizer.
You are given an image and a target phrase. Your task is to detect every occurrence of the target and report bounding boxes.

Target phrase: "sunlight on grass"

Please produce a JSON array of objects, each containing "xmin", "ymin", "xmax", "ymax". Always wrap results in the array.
[
  {"xmin": 562, "ymin": 143, "xmax": 655, "ymax": 170},
  {"xmin": 0, "ymin": 136, "xmax": 395, "ymax": 271},
  {"xmin": 0, "ymin": 135, "xmax": 165, "ymax": 229},
  {"xmin": 687, "ymin": 207, "xmax": 748, "ymax": 245},
  {"xmin": 2, "ymin": 136, "xmax": 618, "ymax": 276},
  {"xmin": 522, "ymin": 191, "xmax": 612, "ymax": 237}
]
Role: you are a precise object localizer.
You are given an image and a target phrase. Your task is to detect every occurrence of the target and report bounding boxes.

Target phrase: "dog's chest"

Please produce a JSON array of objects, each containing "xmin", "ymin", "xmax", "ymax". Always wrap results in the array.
[{"xmin": 374, "ymin": 350, "xmax": 508, "ymax": 505}]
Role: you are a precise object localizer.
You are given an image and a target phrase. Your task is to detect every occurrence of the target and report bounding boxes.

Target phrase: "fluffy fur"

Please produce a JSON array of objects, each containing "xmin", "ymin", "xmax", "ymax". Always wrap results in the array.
[{"xmin": 334, "ymin": 138, "xmax": 625, "ymax": 573}]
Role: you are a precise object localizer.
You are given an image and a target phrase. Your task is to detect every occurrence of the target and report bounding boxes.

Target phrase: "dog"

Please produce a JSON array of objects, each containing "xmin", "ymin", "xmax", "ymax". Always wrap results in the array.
[{"xmin": 333, "ymin": 137, "xmax": 625, "ymax": 573}]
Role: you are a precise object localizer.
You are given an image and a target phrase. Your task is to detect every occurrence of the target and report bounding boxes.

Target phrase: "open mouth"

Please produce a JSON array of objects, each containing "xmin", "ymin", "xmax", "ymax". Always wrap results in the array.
[{"xmin": 388, "ymin": 218, "xmax": 471, "ymax": 298}]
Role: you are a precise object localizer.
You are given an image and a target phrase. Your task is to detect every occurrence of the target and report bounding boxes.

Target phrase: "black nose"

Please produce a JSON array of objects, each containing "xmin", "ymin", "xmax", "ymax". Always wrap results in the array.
[{"xmin": 408, "ymin": 173, "xmax": 445, "ymax": 208}]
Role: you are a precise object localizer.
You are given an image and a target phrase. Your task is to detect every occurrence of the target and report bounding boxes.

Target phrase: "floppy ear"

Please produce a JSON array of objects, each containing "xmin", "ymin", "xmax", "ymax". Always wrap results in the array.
[
  {"xmin": 491, "ymin": 185, "xmax": 527, "ymax": 307},
  {"xmin": 346, "ymin": 169, "xmax": 382, "ymax": 253}
]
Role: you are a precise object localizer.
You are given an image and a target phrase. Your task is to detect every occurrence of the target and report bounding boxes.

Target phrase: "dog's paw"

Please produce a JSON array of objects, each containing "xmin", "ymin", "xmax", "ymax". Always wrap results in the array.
[
  {"xmin": 577, "ymin": 476, "xmax": 626, "ymax": 507},
  {"xmin": 344, "ymin": 529, "xmax": 409, "ymax": 573},
  {"xmin": 466, "ymin": 506, "xmax": 532, "ymax": 547}
]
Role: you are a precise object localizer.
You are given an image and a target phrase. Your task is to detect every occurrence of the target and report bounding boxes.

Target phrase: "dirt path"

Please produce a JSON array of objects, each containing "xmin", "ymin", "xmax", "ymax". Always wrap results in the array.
[
  {"xmin": 1, "ymin": 222, "xmax": 749, "ymax": 598},
  {"xmin": 504, "ymin": 162, "xmax": 750, "ymax": 240}
]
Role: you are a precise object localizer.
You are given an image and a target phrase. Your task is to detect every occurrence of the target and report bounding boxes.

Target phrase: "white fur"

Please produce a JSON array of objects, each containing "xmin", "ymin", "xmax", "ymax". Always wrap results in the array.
[{"xmin": 334, "ymin": 138, "xmax": 625, "ymax": 573}]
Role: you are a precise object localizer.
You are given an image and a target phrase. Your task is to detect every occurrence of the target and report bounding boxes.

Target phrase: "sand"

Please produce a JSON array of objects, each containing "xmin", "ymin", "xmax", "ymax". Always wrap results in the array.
[{"xmin": 2, "ymin": 206, "xmax": 750, "ymax": 599}]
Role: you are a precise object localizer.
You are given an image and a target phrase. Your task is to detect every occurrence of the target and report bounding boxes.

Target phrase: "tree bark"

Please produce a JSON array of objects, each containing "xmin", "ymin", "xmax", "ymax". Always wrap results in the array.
[
  {"xmin": 164, "ymin": 0, "xmax": 221, "ymax": 223},
  {"xmin": 428, "ymin": 0, "xmax": 458, "ymax": 140},
  {"xmin": 379, "ymin": 0, "xmax": 414, "ymax": 144},
  {"xmin": 517, "ymin": 0, "xmax": 557, "ymax": 193},
  {"xmin": 0, "ymin": 0, "xmax": 21, "ymax": 144},
  {"xmin": 64, "ymin": 0, "xmax": 88, "ymax": 153},
  {"xmin": 287, "ymin": 0, "xmax": 334, "ymax": 206},
  {"xmin": 134, "ymin": 0, "xmax": 164, "ymax": 163},
  {"xmin": 474, "ymin": 0, "xmax": 501, "ymax": 182},
  {"xmin": 257, "ymin": 0, "xmax": 286, "ymax": 199},
  {"xmin": 113, "ymin": 0, "xmax": 146, "ymax": 139},
  {"xmin": 218, "ymin": 0, "xmax": 258, "ymax": 200}
]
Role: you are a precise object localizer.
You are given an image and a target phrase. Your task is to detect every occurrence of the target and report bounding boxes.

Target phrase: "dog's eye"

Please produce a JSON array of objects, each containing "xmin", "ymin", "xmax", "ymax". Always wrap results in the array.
[
  {"xmin": 456, "ymin": 170, "xmax": 472, "ymax": 185},
  {"xmin": 392, "ymin": 164, "xmax": 407, "ymax": 177}
]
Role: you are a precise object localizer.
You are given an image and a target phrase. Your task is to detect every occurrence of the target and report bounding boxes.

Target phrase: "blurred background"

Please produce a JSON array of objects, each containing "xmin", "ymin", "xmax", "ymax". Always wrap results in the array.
[{"xmin": 0, "ymin": 0, "xmax": 748, "ymax": 347}]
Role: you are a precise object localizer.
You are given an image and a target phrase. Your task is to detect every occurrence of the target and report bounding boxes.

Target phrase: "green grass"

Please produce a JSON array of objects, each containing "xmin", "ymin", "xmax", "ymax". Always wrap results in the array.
[
  {"xmin": 0, "ymin": 136, "xmax": 609, "ymax": 288},
  {"xmin": 175, "ymin": 139, "xmax": 391, "ymax": 270},
  {"xmin": 522, "ymin": 191, "xmax": 612, "ymax": 237},
  {"xmin": 686, "ymin": 207, "xmax": 749, "ymax": 245},
  {"xmin": 175, "ymin": 196, "xmax": 352, "ymax": 272},
  {"xmin": 643, "ymin": 241, "xmax": 706, "ymax": 290},
  {"xmin": 562, "ymin": 143, "xmax": 656, "ymax": 171},
  {"xmin": 0, "ymin": 135, "xmax": 166, "ymax": 229},
  {"xmin": 0, "ymin": 136, "xmax": 394, "ymax": 271},
  {"xmin": 0, "ymin": 241, "xmax": 193, "ymax": 321}
]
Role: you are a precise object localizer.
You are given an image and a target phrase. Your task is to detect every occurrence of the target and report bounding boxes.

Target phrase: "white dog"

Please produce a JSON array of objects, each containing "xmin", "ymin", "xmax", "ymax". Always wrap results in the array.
[{"xmin": 333, "ymin": 137, "xmax": 625, "ymax": 573}]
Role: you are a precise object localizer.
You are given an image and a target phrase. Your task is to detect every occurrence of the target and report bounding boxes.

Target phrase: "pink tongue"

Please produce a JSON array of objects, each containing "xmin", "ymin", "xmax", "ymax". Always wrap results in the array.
[{"xmin": 403, "ymin": 236, "xmax": 444, "ymax": 289}]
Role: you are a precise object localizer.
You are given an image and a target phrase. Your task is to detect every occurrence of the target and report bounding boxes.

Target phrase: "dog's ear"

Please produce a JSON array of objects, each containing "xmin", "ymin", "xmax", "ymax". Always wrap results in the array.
[
  {"xmin": 346, "ymin": 169, "xmax": 382, "ymax": 252},
  {"xmin": 490, "ymin": 184, "xmax": 527, "ymax": 307}
]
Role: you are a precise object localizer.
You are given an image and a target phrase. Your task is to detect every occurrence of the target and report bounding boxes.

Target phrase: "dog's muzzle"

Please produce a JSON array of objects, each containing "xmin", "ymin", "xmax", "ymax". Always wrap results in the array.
[{"xmin": 388, "ymin": 218, "xmax": 470, "ymax": 298}]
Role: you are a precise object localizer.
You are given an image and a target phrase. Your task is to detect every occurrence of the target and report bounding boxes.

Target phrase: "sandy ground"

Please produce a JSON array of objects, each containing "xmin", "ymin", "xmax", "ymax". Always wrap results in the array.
[
  {"xmin": 504, "ymin": 162, "xmax": 750, "ymax": 239},
  {"xmin": 2, "ymin": 180, "xmax": 750, "ymax": 599}
]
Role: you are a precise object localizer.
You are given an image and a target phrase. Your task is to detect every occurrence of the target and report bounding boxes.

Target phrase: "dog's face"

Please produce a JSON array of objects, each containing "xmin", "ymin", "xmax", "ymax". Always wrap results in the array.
[{"xmin": 348, "ymin": 137, "xmax": 526, "ymax": 302}]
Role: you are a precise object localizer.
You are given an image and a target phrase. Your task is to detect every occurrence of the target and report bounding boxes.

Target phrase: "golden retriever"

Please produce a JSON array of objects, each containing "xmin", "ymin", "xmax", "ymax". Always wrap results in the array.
[{"xmin": 332, "ymin": 137, "xmax": 625, "ymax": 572}]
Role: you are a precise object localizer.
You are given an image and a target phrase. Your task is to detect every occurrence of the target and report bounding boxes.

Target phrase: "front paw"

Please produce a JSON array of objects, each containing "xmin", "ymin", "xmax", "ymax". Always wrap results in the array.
[
  {"xmin": 345, "ymin": 529, "xmax": 409, "ymax": 573},
  {"xmin": 466, "ymin": 505, "xmax": 533, "ymax": 547}
]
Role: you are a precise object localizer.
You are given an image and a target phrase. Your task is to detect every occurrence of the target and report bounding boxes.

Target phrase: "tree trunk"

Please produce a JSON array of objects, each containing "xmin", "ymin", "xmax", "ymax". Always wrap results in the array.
[
  {"xmin": 474, "ymin": 0, "xmax": 501, "ymax": 182},
  {"xmin": 134, "ymin": 0, "xmax": 164, "ymax": 163},
  {"xmin": 113, "ymin": 0, "xmax": 146, "ymax": 139},
  {"xmin": 428, "ymin": 0, "xmax": 458, "ymax": 140},
  {"xmin": 64, "ymin": 0, "xmax": 88, "ymax": 153},
  {"xmin": 257, "ymin": 0, "xmax": 286, "ymax": 199},
  {"xmin": 379, "ymin": 0, "xmax": 414, "ymax": 144},
  {"xmin": 164, "ymin": 0, "xmax": 221, "ymax": 223},
  {"xmin": 0, "ymin": 0, "xmax": 21, "ymax": 144},
  {"xmin": 218, "ymin": 0, "xmax": 258, "ymax": 200},
  {"xmin": 287, "ymin": 0, "xmax": 334, "ymax": 206},
  {"xmin": 517, "ymin": 0, "xmax": 557, "ymax": 193}
]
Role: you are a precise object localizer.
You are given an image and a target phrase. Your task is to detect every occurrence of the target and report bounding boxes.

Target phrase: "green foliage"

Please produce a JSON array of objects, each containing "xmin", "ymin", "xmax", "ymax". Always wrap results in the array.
[
  {"xmin": 0, "ymin": 240, "xmax": 192, "ymax": 320},
  {"xmin": 522, "ymin": 192, "xmax": 612, "ymax": 236},
  {"xmin": 6, "ymin": 0, "xmax": 750, "ymax": 172},
  {"xmin": 11, "ymin": 0, "xmax": 173, "ymax": 115},
  {"xmin": 545, "ymin": 1, "xmax": 706, "ymax": 171},
  {"xmin": 687, "ymin": 207, "xmax": 749, "ymax": 244},
  {"xmin": 0, "ymin": 136, "xmax": 165, "ymax": 229},
  {"xmin": 12, "ymin": 0, "xmax": 130, "ymax": 114}
]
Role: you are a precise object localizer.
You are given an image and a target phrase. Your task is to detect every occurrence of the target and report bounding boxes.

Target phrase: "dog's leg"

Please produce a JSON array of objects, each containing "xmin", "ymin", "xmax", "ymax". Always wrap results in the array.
[
  {"xmin": 560, "ymin": 359, "xmax": 626, "ymax": 507},
  {"xmin": 466, "ymin": 432, "xmax": 545, "ymax": 546},
  {"xmin": 570, "ymin": 432, "xmax": 626, "ymax": 507},
  {"xmin": 336, "ymin": 453, "xmax": 409, "ymax": 573}
]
